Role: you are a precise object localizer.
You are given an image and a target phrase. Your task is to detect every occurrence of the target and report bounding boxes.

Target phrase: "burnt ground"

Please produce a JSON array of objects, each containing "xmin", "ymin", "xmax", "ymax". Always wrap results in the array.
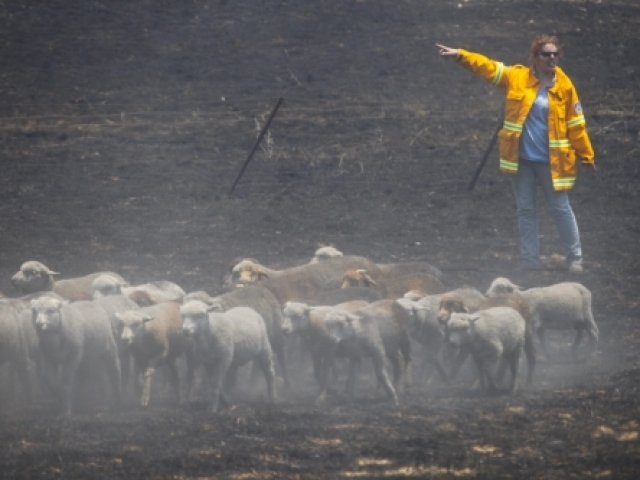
[{"xmin": 0, "ymin": 0, "xmax": 639, "ymax": 478}]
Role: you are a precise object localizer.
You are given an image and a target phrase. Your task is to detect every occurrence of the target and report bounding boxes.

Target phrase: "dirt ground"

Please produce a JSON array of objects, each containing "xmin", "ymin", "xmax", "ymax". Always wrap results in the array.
[{"xmin": 1, "ymin": 0, "xmax": 639, "ymax": 478}]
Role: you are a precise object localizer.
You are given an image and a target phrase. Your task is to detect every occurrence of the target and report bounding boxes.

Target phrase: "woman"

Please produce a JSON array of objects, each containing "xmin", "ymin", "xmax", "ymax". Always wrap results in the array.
[{"xmin": 437, "ymin": 37, "xmax": 595, "ymax": 273}]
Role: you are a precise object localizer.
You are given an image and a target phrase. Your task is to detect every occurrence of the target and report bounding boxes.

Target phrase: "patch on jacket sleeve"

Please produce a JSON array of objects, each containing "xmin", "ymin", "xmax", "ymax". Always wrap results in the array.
[{"xmin": 574, "ymin": 101, "xmax": 583, "ymax": 114}]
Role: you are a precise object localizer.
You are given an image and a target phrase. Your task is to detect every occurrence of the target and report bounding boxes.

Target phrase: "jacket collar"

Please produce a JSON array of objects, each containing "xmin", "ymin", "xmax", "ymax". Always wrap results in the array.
[{"xmin": 529, "ymin": 66, "xmax": 564, "ymax": 98}]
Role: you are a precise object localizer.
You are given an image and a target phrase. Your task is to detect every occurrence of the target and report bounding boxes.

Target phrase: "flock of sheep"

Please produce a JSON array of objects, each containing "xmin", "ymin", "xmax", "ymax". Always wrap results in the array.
[{"xmin": 0, "ymin": 247, "xmax": 599, "ymax": 414}]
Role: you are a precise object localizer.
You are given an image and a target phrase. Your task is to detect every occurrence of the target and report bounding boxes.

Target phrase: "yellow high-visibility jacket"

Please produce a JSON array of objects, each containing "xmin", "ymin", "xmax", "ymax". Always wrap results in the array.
[{"xmin": 456, "ymin": 49, "xmax": 595, "ymax": 191}]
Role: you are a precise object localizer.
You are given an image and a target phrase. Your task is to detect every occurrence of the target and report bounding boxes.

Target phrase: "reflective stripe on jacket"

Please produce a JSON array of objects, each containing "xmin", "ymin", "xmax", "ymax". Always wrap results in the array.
[{"xmin": 456, "ymin": 49, "xmax": 595, "ymax": 191}]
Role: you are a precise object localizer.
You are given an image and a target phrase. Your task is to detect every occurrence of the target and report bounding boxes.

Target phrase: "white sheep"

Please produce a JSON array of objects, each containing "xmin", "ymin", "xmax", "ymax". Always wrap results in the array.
[
  {"xmin": 395, "ymin": 295, "xmax": 449, "ymax": 383},
  {"xmin": 92, "ymin": 293, "xmax": 140, "ymax": 392},
  {"xmin": 12, "ymin": 261, "xmax": 126, "ymax": 301},
  {"xmin": 0, "ymin": 302, "xmax": 32, "ymax": 401},
  {"xmin": 310, "ymin": 246, "xmax": 344, "ymax": 263},
  {"xmin": 323, "ymin": 299, "xmax": 412, "ymax": 406},
  {"xmin": 485, "ymin": 277, "xmax": 598, "ymax": 359},
  {"xmin": 0, "ymin": 292, "xmax": 66, "ymax": 398},
  {"xmin": 115, "ymin": 302, "xmax": 196, "ymax": 407},
  {"xmin": 92, "ymin": 274, "xmax": 185, "ymax": 306},
  {"xmin": 181, "ymin": 301, "xmax": 276, "ymax": 413},
  {"xmin": 446, "ymin": 307, "xmax": 526, "ymax": 394},
  {"xmin": 281, "ymin": 300, "xmax": 368, "ymax": 400},
  {"xmin": 184, "ymin": 286, "xmax": 290, "ymax": 389},
  {"xmin": 30, "ymin": 296, "xmax": 122, "ymax": 414},
  {"xmin": 437, "ymin": 289, "xmax": 537, "ymax": 385}
]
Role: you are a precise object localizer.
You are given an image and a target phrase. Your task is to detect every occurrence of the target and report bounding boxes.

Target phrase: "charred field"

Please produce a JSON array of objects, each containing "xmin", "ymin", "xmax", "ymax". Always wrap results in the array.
[{"xmin": 0, "ymin": 0, "xmax": 639, "ymax": 478}]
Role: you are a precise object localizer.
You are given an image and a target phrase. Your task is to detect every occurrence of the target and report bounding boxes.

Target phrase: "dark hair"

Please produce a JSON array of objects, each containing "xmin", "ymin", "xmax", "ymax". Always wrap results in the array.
[{"xmin": 529, "ymin": 35, "xmax": 563, "ymax": 64}]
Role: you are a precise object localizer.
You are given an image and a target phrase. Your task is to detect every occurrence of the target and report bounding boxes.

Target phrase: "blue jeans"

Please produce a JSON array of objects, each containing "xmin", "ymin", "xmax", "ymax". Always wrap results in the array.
[{"xmin": 510, "ymin": 159, "xmax": 582, "ymax": 268}]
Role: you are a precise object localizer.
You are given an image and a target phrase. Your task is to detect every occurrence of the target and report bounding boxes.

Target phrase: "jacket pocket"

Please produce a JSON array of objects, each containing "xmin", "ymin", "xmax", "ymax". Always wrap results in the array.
[
  {"xmin": 505, "ymin": 91, "xmax": 524, "ymax": 120},
  {"xmin": 498, "ymin": 129, "xmax": 520, "ymax": 163}
]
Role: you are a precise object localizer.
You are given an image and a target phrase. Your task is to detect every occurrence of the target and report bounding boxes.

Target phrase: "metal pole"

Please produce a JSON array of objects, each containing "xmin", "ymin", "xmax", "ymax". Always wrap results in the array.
[
  {"xmin": 467, "ymin": 116, "xmax": 503, "ymax": 192},
  {"xmin": 229, "ymin": 97, "xmax": 284, "ymax": 195}
]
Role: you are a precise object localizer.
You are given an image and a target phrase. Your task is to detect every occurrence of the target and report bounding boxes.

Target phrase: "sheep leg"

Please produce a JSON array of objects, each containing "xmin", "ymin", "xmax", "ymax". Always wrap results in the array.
[
  {"xmin": 389, "ymin": 351, "xmax": 404, "ymax": 391},
  {"xmin": 257, "ymin": 354, "xmax": 277, "ymax": 403},
  {"xmin": 423, "ymin": 347, "xmax": 448, "ymax": 383},
  {"xmin": 206, "ymin": 363, "xmax": 228, "ymax": 413},
  {"xmin": 480, "ymin": 357, "xmax": 499, "ymax": 393},
  {"xmin": 119, "ymin": 348, "xmax": 131, "ymax": 393},
  {"xmin": 140, "ymin": 359, "xmax": 160, "ymax": 407},
  {"xmin": 12, "ymin": 359, "xmax": 33, "ymax": 402},
  {"xmin": 273, "ymin": 340, "xmax": 290, "ymax": 390},
  {"xmin": 223, "ymin": 365, "xmax": 240, "ymax": 396},
  {"xmin": 59, "ymin": 357, "xmax": 81, "ymax": 414},
  {"xmin": 372, "ymin": 353, "xmax": 398, "ymax": 406},
  {"xmin": 40, "ymin": 360, "xmax": 63, "ymax": 401},
  {"xmin": 345, "ymin": 357, "xmax": 361, "ymax": 398},
  {"xmin": 132, "ymin": 361, "xmax": 144, "ymax": 399},
  {"xmin": 311, "ymin": 352, "xmax": 324, "ymax": 385},
  {"xmin": 314, "ymin": 350, "xmax": 336, "ymax": 403},
  {"xmin": 184, "ymin": 350, "xmax": 199, "ymax": 403},
  {"xmin": 571, "ymin": 329, "xmax": 585, "ymax": 360},
  {"xmin": 164, "ymin": 360, "xmax": 181, "ymax": 405},
  {"xmin": 507, "ymin": 348, "xmax": 521, "ymax": 394},
  {"xmin": 448, "ymin": 348, "xmax": 471, "ymax": 381},
  {"xmin": 496, "ymin": 357, "xmax": 509, "ymax": 383},
  {"xmin": 537, "ymin": 328, "xmax": 553, "ymax": 361},
  {"xmin": 523, "ymin": 328, "xmax": 536, "ymax": 384},
  {"xmin": 105, "ymin": 355, "xmax": 122, "ymax": 407},
  {"xmin": 587, "ymin": 326, "xmax": 599, "ymax": 357},
  {"xmin": 478, "ymin": 358, "xmax": 497, "ymax": 393},
  {"xmin": 473, "ymin": 357, "xmax": 487, "ymax": 391}
]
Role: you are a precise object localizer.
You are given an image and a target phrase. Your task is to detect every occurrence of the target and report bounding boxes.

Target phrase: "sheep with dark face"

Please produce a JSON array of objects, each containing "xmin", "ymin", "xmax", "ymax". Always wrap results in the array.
[
  {"xmin": 446, "ymin": 307, "xmax": 526, "ymax": 394},
  {"xmin": 30, "ymin": 296, "xmax": 121, "ymax": 414},
  {"xmin": 485, "ymin": 277, "xmax": 598, "ymax": 359},
  {"xmin": 115, "ymin": 302, "xmax": 196, "ymax": 407},
  {"xmin": 12, "ymin": 261, "xmax": 125, "ymax": 301},
  {"xmin": 181, "ymin": 301, "xmax": 276, "ymax": 413},
  {"xmin": 323, "ymin": 299, "xmax": 412, "ymax": 406}
]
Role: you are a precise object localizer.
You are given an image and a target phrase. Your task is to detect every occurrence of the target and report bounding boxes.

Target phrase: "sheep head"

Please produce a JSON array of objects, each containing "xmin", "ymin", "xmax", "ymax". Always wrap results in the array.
[
  {"xmin": 12, "ymin": 261, "xmax": 59, "ymax": 294},
  {"xmin": 437, "ymin": 292, "xmax": 469, "ymax": 327}
]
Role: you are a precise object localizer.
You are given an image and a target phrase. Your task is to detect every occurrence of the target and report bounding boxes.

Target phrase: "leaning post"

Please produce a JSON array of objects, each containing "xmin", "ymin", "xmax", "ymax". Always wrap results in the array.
[{"xmin": 228, "ymin": 97, "xmax": 284, "ymax": 195}]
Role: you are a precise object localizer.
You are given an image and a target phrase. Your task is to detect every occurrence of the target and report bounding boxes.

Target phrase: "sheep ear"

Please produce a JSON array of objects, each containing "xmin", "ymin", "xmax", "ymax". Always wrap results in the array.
[
  {"xmin": 462, "ymin": 304, "xmax": 470, "ymax": 313},
  {"xmin": 46, "ymin": 269, "xmax": 61, "ymax": 276},
  {"xmin": 362, "ymin": 273, "xmax": 377, "ymax": 287},
  {"xmin": 206, "ymin": 305, "xmax": 216, "ymax": 313},
  {"xmin": 256, "ymin": 266, "xmax": 270, "ymax": 280},
  {"xmin": 142, "ymin": 315, "xmax": 154, "ymax": 323}
]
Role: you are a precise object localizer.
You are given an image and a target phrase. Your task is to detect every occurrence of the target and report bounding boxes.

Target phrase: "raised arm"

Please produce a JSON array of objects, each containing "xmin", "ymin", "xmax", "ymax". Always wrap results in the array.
[{"xmin": 436, "ymin": 44, "xmax": 459, "ymax": 58}]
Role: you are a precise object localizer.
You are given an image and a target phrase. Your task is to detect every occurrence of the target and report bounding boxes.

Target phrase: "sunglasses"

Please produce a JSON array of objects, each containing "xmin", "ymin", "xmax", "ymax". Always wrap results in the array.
[{"xmin": 538, "ymin": 51, "xmax": 559, "ymax": 58}]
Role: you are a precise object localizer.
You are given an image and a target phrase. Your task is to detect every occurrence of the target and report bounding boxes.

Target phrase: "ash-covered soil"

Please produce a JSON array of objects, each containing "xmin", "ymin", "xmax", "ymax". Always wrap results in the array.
[{"xmin": 0, "ymin": 0, "xmax": 639, "ymax": 478}]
